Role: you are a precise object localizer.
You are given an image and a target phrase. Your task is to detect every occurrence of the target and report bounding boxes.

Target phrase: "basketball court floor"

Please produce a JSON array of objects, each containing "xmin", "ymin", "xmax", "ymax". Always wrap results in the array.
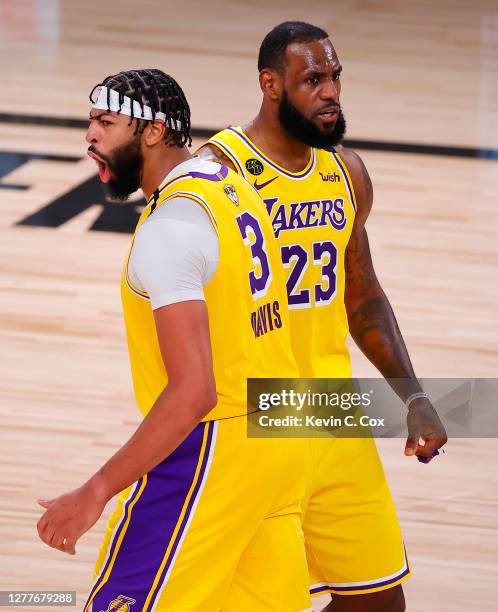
[{"xmin": 0, "ymin": 1, "xmax": 497, "ymax": 610}]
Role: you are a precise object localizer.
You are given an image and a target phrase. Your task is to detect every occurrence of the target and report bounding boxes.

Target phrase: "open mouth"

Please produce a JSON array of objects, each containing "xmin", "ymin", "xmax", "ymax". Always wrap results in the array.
[
  {"xmin": 317, "ymin": 108, "xmax": 339, "ymax": 122},
  {"xmin": 87, "ymin": 150, "xmax": 111, "ymax": 183}
]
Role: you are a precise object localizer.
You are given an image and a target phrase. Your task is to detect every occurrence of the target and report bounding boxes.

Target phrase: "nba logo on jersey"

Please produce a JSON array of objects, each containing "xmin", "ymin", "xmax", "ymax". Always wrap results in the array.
[{"xmin": 98, "ymin": 595, "xmax": 136, "ymax": 612}]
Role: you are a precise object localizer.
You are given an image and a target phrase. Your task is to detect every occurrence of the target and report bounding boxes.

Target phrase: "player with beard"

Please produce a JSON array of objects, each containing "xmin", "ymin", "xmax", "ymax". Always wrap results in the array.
[
  {"xmin": 199, "ymin": 21, "xmax": 447, "ymax": 612},
  {"xmin": 36, "ymin": 68, "xmax": 315, "ymax": 612},
  {"xmin": 89, "ymin": 132, "xmax": 145, "ymax": 201}
]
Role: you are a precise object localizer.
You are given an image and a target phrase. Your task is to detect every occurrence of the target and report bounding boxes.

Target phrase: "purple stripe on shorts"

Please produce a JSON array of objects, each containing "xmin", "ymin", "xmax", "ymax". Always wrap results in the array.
[
  {"xmin": 310, "ymin": 584, "xmax": 330, "ymax": 595},
  {"xmin": 84, "ymin": 479, "xmax": 144, "ymax": 608},
  {"xmin": 148, "ymin": 421, "xmax": 215, "ymax": 604},
  {"xmin": 310, "ymin": 548, "xmax": 410, "ymax": 594},
  {"xmin": 330, "ymin": 565, "xmax": 410, "ymax": 592},
  {"xmin": 89, "ymin": 421, "xmax": 210, "ymax": 612}
]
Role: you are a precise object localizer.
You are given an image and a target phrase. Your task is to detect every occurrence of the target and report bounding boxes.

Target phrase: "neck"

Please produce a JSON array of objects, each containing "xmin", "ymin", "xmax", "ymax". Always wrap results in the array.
[
  {"xmin": 141, "ymin": 146, "xmax": 192, "ymax": 200},
  {"xmin": 243, "ymin": 100, "xmax": 311, "ymax": 172}
]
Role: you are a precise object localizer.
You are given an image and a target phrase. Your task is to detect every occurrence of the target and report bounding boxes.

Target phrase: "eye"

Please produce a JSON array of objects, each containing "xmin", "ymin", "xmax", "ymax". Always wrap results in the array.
[
  {"xmin": 101, "ymin": 120, "xmax": 112, "ymax": 126},
  {"xmin": 307, "ymin": 76, "xmax": 319, "ymax": 85},
  {"xmin": 332, "ymin": 71, "xmax": 342, "ymax": 82}
]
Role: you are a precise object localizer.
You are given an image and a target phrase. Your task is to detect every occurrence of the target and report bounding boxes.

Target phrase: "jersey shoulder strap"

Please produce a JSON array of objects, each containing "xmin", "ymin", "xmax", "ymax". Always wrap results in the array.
[{"xmin": 208, "ymin": 126, "xmax": 252, "ymax": 177}]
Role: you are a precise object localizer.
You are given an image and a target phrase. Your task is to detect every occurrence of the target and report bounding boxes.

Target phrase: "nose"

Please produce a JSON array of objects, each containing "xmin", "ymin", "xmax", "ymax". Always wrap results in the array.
[
  {"xmin": 85, "ymin": 121, "xmax": 99, "ymax": 145},
  {"xmin": 320, "ymin": 78, "xmax": 340, "ymax": 102}
]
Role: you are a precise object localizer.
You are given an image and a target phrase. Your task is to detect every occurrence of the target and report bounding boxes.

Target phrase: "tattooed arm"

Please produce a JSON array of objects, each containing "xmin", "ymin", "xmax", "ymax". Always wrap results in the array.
[{"xmin": 338, "ymin": 145, "xmax": 447, "ymax": 458}]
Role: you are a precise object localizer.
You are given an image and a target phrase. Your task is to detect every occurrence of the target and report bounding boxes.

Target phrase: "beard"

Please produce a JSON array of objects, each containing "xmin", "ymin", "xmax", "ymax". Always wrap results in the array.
[
  {"xmin": 102, "ymin": 137, "xmax": 144, "ymax": 201},
  {"xmin": 278, "ymin": 90, "xmax": 346, "ymax": 149}
]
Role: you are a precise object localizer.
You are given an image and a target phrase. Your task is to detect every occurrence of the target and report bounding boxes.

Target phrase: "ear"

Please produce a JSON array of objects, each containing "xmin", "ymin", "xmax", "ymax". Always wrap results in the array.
[
  {"xmin": 142, "ymin": 119, "xmax": 168, "ymax": 147},
  {"xmin": 259, "ymin": 69, "xmax": 282, "ymax": 102}
]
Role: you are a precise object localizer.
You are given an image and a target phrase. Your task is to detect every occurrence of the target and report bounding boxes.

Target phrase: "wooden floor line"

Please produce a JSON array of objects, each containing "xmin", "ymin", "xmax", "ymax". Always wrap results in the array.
[{"xmin": 1, "ymin": 113, "xmax": 497, "ymax": 160}]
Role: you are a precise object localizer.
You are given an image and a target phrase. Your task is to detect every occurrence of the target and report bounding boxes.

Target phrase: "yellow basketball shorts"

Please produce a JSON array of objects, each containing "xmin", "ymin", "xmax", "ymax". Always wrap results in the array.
[
  {"xmin": 83, "ymin": 417, "xmax": 313, "ymax": 612},
  {"xmin": 304, "ymin": 437, "xmax": 410, "ymax": 598},
  {"xmin": 226, "ymin": 436, "xmax": 410, "ymax": 605}
]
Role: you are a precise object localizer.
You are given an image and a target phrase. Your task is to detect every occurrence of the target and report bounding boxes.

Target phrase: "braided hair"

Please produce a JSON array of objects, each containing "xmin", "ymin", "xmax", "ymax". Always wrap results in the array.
[{"xmin": 89, "ymin": 69, "xmax": 192, "ymax": 147}]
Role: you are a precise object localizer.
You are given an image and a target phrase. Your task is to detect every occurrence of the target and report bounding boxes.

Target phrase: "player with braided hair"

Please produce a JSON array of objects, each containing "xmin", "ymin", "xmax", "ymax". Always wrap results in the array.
[
  {"xmin": 36, "ymin": 69, "xmax": 314, "ymax": 611},
  {"xmin": 84, "ymin": 69, "xmax": 192, "ymax": 201},
  {"xmin": 89, "ymin": 68, "xmax": 191, "ymax": 145}
]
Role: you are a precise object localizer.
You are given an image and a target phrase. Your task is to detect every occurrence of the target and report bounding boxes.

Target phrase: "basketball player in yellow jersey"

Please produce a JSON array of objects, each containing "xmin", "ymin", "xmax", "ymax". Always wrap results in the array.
[
  {"xmin": 36, "ymin": 69, "xmax": 314, "ymax": 612},
  {"xmin": 199, "ymin": 22, "xmax": 448, "ymax": 612}
]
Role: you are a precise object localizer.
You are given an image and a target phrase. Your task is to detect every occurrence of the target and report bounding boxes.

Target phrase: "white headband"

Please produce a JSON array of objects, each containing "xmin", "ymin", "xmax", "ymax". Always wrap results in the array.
[{"xmin": 91, "ymin": 85, "xmax": 182, "ymax": 130}]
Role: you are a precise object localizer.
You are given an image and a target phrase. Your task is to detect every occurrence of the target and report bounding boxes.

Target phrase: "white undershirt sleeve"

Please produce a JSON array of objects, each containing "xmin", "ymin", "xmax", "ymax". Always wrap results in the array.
[{"xmin": 128, "ymin": 197, "xmax": 219, "ymax": 310}]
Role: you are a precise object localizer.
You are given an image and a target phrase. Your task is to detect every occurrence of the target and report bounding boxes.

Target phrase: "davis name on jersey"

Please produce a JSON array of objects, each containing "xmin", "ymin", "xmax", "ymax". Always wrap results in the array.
[{"xmin": 251, "ymin": 300, "xmax": 282, "ymax": 338}]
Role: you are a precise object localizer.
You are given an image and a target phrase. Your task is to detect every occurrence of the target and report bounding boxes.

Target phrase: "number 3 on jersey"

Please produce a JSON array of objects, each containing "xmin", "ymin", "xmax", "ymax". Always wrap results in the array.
[
  {"xmin": 282, "ymin": 241, "xmax": 338, "ymax": 309},
  {"xmin": 236, "ymin": 211, "xmax": 273, "ymax": 300},
  {"xmin": 236, "ymin": 212, "xmax": 338, "ymax": 310}
]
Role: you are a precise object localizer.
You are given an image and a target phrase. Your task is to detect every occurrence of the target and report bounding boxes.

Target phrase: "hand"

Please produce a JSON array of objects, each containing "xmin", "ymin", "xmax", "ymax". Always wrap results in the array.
[
  {"xmin": 404, "ymin": 397, "xmax": 448, "ymax": 462},
  {"xmin": 37, "ymin": 479, "xmax": 107, "ymax": 555}
]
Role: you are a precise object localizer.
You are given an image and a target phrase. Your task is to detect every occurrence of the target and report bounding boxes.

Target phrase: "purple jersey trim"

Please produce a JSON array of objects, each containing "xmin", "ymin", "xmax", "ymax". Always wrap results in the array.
[
  {"xmin": 331, "ymin": 150, "xmax": 357, "ymax": 213},
  {"xmin": 209, "ymin": 138, "xmax": 247, "ymax": 177},
  {"xmin": 124, "ymin": 272, "xmax": 150, "ymax": 300},
  {"xmin": 309, "ymin": 547, "xmax": 410, "ymax": 594},
  {"xmin": 187, "ymin": 164, "xmax": 228, "ymax": 181},
  {"xmin": 227, "ymin": 126, "xmax": 316, "ymax": 179},
  {"xmin": 148, "ymin": 173, "xmax": 190, "ymax": 206},
  {"xmin": 148, "ymin": 164, "xmax": 228, "ymax": 207}
]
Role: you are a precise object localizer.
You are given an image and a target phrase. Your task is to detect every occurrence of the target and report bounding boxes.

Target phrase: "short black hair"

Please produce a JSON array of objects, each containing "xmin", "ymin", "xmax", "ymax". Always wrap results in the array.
[
  {"xmin": 89, "ymin": 69, "xmax": 192, "ymax": 147},
  {"xmin": 258, "ymin": 21, "xmax": 329, "ymax": 72}
]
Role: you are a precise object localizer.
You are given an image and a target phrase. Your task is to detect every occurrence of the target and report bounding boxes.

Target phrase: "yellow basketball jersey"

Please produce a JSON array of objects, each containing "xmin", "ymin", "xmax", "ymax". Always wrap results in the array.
[
  {"xmin": 208, "ymin": 127, "xmax": 356, "ymax": 378},
  {"xmin": 121, "ymin": 162, "xmax": 298, "ymax": 421}
]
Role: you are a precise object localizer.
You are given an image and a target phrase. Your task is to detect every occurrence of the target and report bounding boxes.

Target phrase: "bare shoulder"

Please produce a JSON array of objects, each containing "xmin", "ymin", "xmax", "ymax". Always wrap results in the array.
[
  {"xmin": 196, "ymin": 143, "xmax": 237, "ymax": 172},
  {"xmin": 334, "ymin": 145, "xmax": 373, "ymax": 222}
]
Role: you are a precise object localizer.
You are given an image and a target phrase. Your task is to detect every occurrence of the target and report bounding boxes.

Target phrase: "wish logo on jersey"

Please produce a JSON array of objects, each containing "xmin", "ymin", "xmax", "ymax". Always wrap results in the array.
[
  {"xmin": 99, "ymin": 595, "xmax": 136, "ymax": 612},
  {"xmin": 263, "ymin": 197, "xmax": 347, "ymax": 238},
  {"xmin": 319, "ymin": 171, "xmax": 341, "ymax": 182}
]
